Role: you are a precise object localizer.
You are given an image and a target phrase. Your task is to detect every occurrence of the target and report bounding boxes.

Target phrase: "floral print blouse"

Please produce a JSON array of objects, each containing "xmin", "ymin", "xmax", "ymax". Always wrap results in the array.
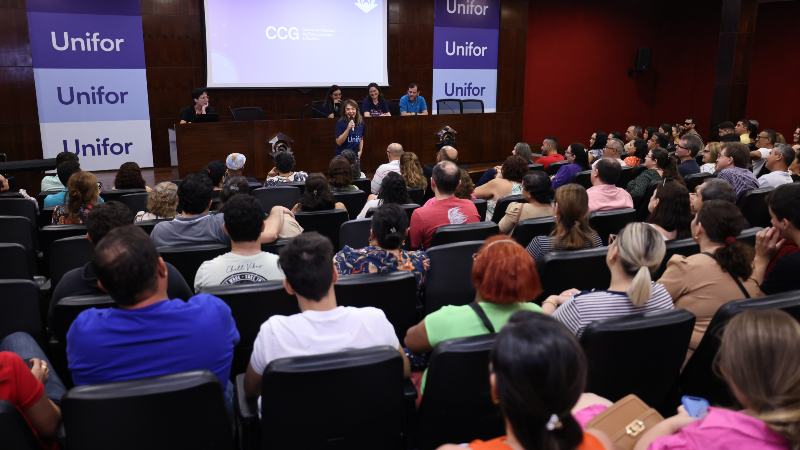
[
  {"xmin": 334, "ymin": 246, "xmax": 430, "ymax": 290},
  {"xmin": 52, "ymin": 203, "xmax": 95, "ymax": 225}
]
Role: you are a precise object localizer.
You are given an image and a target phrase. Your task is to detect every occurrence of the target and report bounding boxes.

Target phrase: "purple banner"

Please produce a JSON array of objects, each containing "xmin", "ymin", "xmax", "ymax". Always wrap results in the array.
[
  {"xmin": 26, "ymin": 0, "xmax": 143, "ymax": 16},
  {"xmin": 434, "ymin": 0, "xmax": 499, "ymax": 29},
  {"xmin": 433, "ymin": 27, "xmax": 499, "ymax": 70},
  {"xmin": 28, "ymin": 12, "xmax": 146, "ymax": 69}
]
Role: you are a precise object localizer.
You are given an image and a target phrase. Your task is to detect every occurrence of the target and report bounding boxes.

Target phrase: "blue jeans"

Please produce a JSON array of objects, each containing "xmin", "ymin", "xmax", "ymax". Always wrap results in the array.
[{"xmin": 0, "ymin": 332, "xmax": 67, "ymax": 405}]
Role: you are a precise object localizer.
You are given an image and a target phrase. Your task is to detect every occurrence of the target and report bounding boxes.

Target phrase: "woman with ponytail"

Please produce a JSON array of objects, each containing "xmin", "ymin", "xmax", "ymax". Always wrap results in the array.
[
  {"xmin": 541, "ymin": 222, "xmax": 673, "ymax": 337},
  {"xmin": 334, "ymin": 203, "xmax": 429, "ymax": 289},
  {"xmin": 438, "ymin": 312, "xmax": 614, "ymax": 450},
  {"xmin": 657, "ymin": 200, "xmax": 759, "ymax": 363},
  {"xmin": 635, "ymin": 309, "xmax": 800, "ymax": 450},
  {"xmin": 52, "ymin": 171, "xmax": 100, "ymax": 225},
  {"xmin": 526, "ymin": 184, "xmax": 602, "ymax": 264},
  {"xmin": 291, "ymin": 173, "xmax": 346, "ymax": 212},
  {"xmin": 626, "ymin": 147, "xmax": 684, "ymax": 203}
]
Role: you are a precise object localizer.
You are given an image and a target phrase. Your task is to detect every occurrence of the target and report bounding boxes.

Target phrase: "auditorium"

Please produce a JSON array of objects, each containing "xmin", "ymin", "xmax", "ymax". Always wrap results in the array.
[{"xmin": 2, "ymin": 0, "xmax": 800, "ymax": 448}]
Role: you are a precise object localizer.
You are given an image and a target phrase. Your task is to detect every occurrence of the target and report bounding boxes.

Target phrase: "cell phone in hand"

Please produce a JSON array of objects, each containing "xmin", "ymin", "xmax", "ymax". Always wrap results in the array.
[
  {"xmin": 26, "ymin": 359, "xmax": 34, "ymax": 370},
  {"xmin": 681, "ymin": 395, "xmax": 710, "ymax": 418}
]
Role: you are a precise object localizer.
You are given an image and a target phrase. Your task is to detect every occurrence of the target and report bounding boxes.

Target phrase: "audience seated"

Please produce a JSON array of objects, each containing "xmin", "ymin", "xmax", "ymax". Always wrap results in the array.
[
  {"xmin": 758, "ymin": 143, "xmax": 795, "ymax": 188},
  {"xmin": 527, "ymin": 184, "xmax": 602, "ymax": 264},
  {"xmin": 676, "ymin": 134, "xmax": 703, "ymax": 178},
  {"xmin": 291, "ymin": 173, "xmax": 347, "ymax": 212},
  {"xmin": 790, "ymin": 147, "xmax": 800, "ymax": 179},
  {"xmin": 476, "ymin": 142, "xmax": 534, "ymax": 187},
  {"xmin": 715, "ymin": 142, "xmax": 758, "ymax": 202},
  {"xmin": 626, "ymin": 147, "xmax": 681, "ymax": 203},
  {"xmin": 358, "ymin": 172, "xmax": 410, "ymax": 219},
  {"xmin": 371, "ymin": 143, "xmax": 404, "ymax": 194},
  {"xmin": 587, "ymin": 158, "xmax": 634, "ymax": 212},
  {"xmin": 424, "ymin": 169, "xmax": 476, "ymax": 206},
  {"xmin": 67, "ymin": 225, "xmax": 240, "ymax": 409},
  {"xmin": 536, "ymin": 136, "xmax": 565, "ymax": 170},
  {"xmin": 329, "ymin": 157, "xmax": 357, "ymax": 192},
  {"xmin": 194, "ymin": 195, "xmax": 285, "ymax": 292},
  {"xmin": 423, "ymin": 146, "xmax": 468, "ymax": 182},
  {"xmin": 650, "ymin": 132, "xmax": 669, "ymax": 151},
  {"xmin": 541, "ymin": 222, "xmax": 673, "ymax": 337},
  {"xmin": 657, "ymin": 200, "xmax": 758, "ymax": 363},
  {"xmin": 645, "ymin": 180, "xmax": 692, "ymax": 240},
  {"xmin": 340, "ymin": 149, "xmax": 366, "ymax": 179},
  {"xmin": 335, "ymin": 204, "xmax": 430, "ymax": 289},
  {"xmin": 753, "ymin": 184, "xmax": 800, "ymax": 295},
  {"xmin": 552, "ymin": 143, "xmax": 590, "ymax": 190},
  {"xmin": 41, "ymin": 151, "xmax": 78, "ymax": 191},
  {"xmin": 499, "ymin": 171, "xmax": 554, "ymax": 235},
  {"xmin": 700, "ymin": 142, "xmax": 721, "ymax": 174},
  {"xmin": 151, "ymin": 173, "xmax": 290, "ymax": 247},
  {"xmin": 405, "ymin": 236, "xmax": 543, "ymax": 393},
  {"xmin": 688, "ymin": 178, "xmax": 734, "ymax": 215},
  {"xmin": 634, "ymin": 309, "xmax": 800, "ymax": 450},
  {"xmin": 50, "ymin": 201, "xmax": 193, "ymax": 325},
  {"xmin": 264, "ymin": 151, "xmax": 308, "ymax": 187},
  {"xmin": 226, "ymin": 152, "xmax": 260, "ymax": 184},
  {"xmin": 243, "ymin": 232, "xmax": 410, "ymax": 404},
  {"xmin": 44, "ymin": 160, "xmax": 104, "ymax": 208},
  {"xmin": 52, "ymin": 171, "xmax": 102, "ymax": 225},
  {"xmin": 135, "ymin": 181, "xmax": 178, "ymax": 221},
  {"xmin": 399, "ymin": 152, "xmax": 428, "ymax": 190},
  {"xmin": 113, "ymin": 161, "xmax": 151, "ymax": 191},
  {"xmin": 473, "ymin": 156, "xmax": 528, "ymax": 221},
  {"xmin": 624, "ymin": 138, "xmax": 648, "ymax": 167},
  {"xmin": 409, "ymin": 161, "xmax": 480, "ymax": 250},
  {"xmin": 595, "ymin": 138, "xmax": 628, "ymax": 168},
  {"xmin": 205, "ymin": 160, "xmax": 227, "ymax": 199},
  {"xmin": 588, "ymin": 131, "xmax": 607, "ymax": 161},
  {"xmin": 215, "ymin": 175, "xmax": 249, "ymax": 212},
  {"xmin": 438, "ymin": 312, "xmax": 615, "ymax": 450}
]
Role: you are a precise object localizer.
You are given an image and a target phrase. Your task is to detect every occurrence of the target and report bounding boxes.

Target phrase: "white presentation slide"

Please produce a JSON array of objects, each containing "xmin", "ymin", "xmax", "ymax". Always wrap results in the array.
[{"xmin": 203, "ymin": 0, "xmax": 389, "ymax": 88}]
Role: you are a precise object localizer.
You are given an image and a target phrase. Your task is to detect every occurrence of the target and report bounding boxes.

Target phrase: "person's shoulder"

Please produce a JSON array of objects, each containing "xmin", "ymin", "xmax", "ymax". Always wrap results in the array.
[{"xmin": 187, "ymin": 293, "xmax": 230, "ymax": 312}]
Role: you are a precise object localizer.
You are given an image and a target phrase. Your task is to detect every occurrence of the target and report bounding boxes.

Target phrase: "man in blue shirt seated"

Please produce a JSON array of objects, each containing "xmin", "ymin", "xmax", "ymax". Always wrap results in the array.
[
  {"xmin": 66, "ymin": 225, "xmax": 240, "ymax": 412},
  {"xmin": 43, "ymin": 160, "xmax": 105, "ymax": 208},
  {"xmin": 399, "ymin": 83, "xmax": 428, "ymax": 116}
]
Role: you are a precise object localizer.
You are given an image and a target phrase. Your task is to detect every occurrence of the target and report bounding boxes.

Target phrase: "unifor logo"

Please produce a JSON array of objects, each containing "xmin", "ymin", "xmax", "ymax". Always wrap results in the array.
[{"xmin": 355, "ymin": 0, "xmax": 378, "ymax": 13}]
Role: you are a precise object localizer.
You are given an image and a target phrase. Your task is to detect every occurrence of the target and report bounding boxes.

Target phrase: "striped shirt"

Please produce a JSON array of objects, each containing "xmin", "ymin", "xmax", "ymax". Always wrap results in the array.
[
  {"xmin": 552, "ymin": 284, "xmax": 674, "ymax": 338},
  {"xmin": 527, "ymin": 233, "xmax": 604, "ymax": 264},
  {"xmin": 716, "ymin": 167, "xmax": 758, "ymax": 202}
]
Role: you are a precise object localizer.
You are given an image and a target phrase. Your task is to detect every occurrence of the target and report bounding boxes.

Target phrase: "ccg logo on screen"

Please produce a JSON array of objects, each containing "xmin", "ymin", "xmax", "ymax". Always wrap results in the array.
[{"xmin": 355, "ymin": 0, "xmax": 378, "ymax": 13}]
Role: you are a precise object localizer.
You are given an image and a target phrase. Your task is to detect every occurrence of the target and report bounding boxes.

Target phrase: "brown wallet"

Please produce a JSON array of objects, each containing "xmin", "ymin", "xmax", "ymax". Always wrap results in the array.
[{"xmin": 584, "ymin": 394, "xmax": 664, "ymax": 450}]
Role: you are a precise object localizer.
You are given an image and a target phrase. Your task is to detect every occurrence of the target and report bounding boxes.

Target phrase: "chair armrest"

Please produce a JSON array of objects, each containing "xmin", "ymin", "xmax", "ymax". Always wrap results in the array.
[
  {"xmin": 37, "ymin": 278, "xmax": 50, "ymax": 292},
  {"xmin": 403, "ymin": 378, "xmax": 418, "ymax": 403},
  {"xmin": 234, "ymin": 373, "xmax": 258, "ymax": 424}
]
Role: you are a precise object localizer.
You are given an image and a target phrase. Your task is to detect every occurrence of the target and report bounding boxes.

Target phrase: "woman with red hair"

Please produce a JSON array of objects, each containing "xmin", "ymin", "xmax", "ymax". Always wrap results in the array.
[{"xmin": 405, "ymin": 235, "xmax": 543, "ymax": 393}]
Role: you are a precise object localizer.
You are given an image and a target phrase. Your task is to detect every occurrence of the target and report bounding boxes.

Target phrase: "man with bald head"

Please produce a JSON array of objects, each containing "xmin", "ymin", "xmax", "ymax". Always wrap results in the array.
[
  {"xmin": 409, "ymin": 161, "xmax": 480, "ymax": 250},
  {"xmin": 422, "ymin": 146, "xmax": 468, "ymax": 194},
  {"xmin": 371, "ymin": 143, "xmax": 405, "ymax": 194}
]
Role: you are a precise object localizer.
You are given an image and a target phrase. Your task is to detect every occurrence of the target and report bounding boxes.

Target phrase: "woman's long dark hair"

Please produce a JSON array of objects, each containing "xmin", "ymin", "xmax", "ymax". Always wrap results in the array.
[
  {"xmin": 570, "ymin": 143, "xmax": 589, "ymax": 170},
  {"xmin": 632, "ymin": 138, "xmax": 649, "ymax": 161},
  {"xmin": 650, "ymin": 147, "xmax": 683, "ymax": 183},
  {"xmin": 341, "ymin": 150, "xmax": 362, "ymax": 180},
  {"xmin": 696, "ymin": 200, "xmax": 754, "ymax": 280},
  {"xmin": 366, "ymin": 82, "xmax": 384, "ymax": 102},
  {"xmin": 371, "ymin": 204, "xmax": 408, "ymax": 250},
  {"xmin": 299, "ymin": 173, "xmax": 336, "ymax": 211},
  {"xmin": 492, "ymin": 312, "xmax": 586, "ymax": 450},
  {"xmin": 590, "ymin": 131, "xmax": 607, "ymax": 150},
  {"xmin": 377, "ymin": 172, "xmax": 411, "ymax": 205},
  {"xmin": 324, "ymin": 85, "xmax": 341, "ymax": 115},
  {"xmin": 646, "ymin": 181, "xmax": 692, "ymax": 239}
]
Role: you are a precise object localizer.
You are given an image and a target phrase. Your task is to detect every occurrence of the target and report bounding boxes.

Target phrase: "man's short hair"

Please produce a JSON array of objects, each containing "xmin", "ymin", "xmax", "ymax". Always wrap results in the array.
[
  {"xmin": 56, "ymin": 151, "xmax": 79, "ymax": 166},
  {"xmin": 652, "ymin": 132, "xmax": 668, "ymax": 148},
  {"xmin": 682, "ymin": 134, "xmax": 703, "ymax": 157},
  {"xmin": 439, "ymin": 146, "xmax": 458, "ymax": 163},
  {"xmin": 545, "ymin": 136, "xmax": 559, "ymax": 149},
  {"xmin": 720, "ymin": 133, "xmax": 740, "ymax": 143},
  {"xmin": 773, "ymin": 143, "xmax": 796, "ymax": 167},
  {"xmin": 191, "ymin": 87, "xmax": 208, "ymax": 100},
  {"xmin": 278, "ymin": 232, "xmax": 334, "ymax": 301},
  {"xmin": 222, "ymin": 195, "xmax": 264, "ymax": 243},
  {"xmin": 408, "ymin": 83, "xmax": 420, "ymax": 91},
  {"xmin": 718, "ymin": 121, "xmax": 735, "ymax": 132},
  {"xmin": 432, "ymin": 161, "xmax": 461, "ymax": 195},
  {"xmin": 762, "ymin": 129, "xmax": 777, "ymax": 145},
  {"xmin": 86, "ymin": 201, "xmax": 135, "ymax": 243},
  {"xmin": 631, "ymin": 125, "xmax": 642, "ymax": 136},
  {"xmin": 699, "ymin": 179, "xmax": 735, "ymax": 204},
  {"xmin": 56, "ymin": 161, "xmax": 81, "ymax": 187},
  {"xmin": 93, "ymin": 225, "xmax": 159, "ymax": 306},
  {"xmin": 766, "ymin": 183, "xmax": 800, "ymax": 230},
  {"xmin": 607, "ymin": 138, "xmax": 624, "ymax": 154},
  {"xmin": 746, "ymin": 120, "xmax": 758, "ymax": 139},
  {"xmin": 722, "ymin": 142, "xmax": 751, "ymax": 168},
  {"xmin": 274, "ymin": 152, "xmax": 296, "ymax": 174},
  {"xmin": 594, "ymin": 158, "xmax": 621, "ymax": 185},
  {"xmin": 686, "ymin": 116, "xmax": 697, "ymax": 125},
  {"xmin": 178, "ymin": 173, "xmax": 213, "ymax": 214}
]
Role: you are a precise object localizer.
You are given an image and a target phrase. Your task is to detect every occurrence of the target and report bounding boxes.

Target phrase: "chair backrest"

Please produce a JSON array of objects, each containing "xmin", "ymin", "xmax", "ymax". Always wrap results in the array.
[
  {"xmin": 511, "ymin": 216, "xmax": 554, "ymax": 248},
  {"xmin": 538, "ymin": 246, "xmax": 610, "ymax": 297},
  {"xmin": 424, "ymin": 241, "xmax": 484, "ymax": 315},
  {"xmin": 580, "ymin": 309, "xmax": 695, "ymax": 406},
  {"xmin": 615, "ymin": 165, "xmax": 634, "ymax": 188},
  {"xmin": 37, "ymin": 189, "xmax": 62, "ymax": 211},
  {"xmin": 683, "ymin": 172, "xmax": 714, "ymax": 193},
  {"xmin": 629, "ymin": 164, "xmax": 647, "ymax": 180},
  {"xmin": 366, "ymin": 203, "xmax": 420, "ymax": 223},
  {"xmin": 99, "ymin": 188, "xmax": 147, "ymax": 203},
  {"xmin": 62, "ymin": 370, "xmax": 232, "ymax": 450},
  {"xmin": 50, "ymin": 236, "xmax": 94, "ymax": 290},
  {"xmin": 231, "ymin": 106, "xmax": 265, "ymax": 122},
  {"xmin": 0, "ymin": 243, "xmax": 34, "ymax": 281},
  {"xmin": 352, "ymin": 178, "xmax": 371, "ymax": 193},
  {"xmin": 134, "ymin": 218, "xmax": 171, "ymax": 235},
  {"xmin": 407, "ymin": 186, "xmax": 425, "ymax": 205},
  {"xmin": 201, "ymin": 281, "xmax": 299, "ymax": 376},
  {"xmin": 636, "ymin": 179, "xmax": 663, "ymax": 220},
  {"xmin": 247, "ymin": 182, "xmax": 263, "ymax": 193},
  {"xmin": 333, "ymin": 190, "xmax": 368, "ymax": 220},
  {"xmin": 0, "ymin": 280, "xmax": 44, "ymax": 347},
  {"xmin": 461, "ymin": 99, "xmax": 485, "ymax": 114},
  {"xmin": 339, "ymin": 218, "xmax": 372, "ymax": 251},
  {"xmin": 251, "ymin": 186, "xmax": 302, "ymax": 212},
  {"xmin": 0, "ymin": 198, "xmax": 39, "ymax": 238},
  {"xmin": 118, "ymin": 193, "xmax": 149, "ymax": 215},
  {"xmin": 40, "ymin": 224, "xmax": 88, "ymax": 266},
  {"xmin": 545, "ymin": 160, "xmax": 569, "ymax": 176},
  {"xmin": 299, "ymin": 104, "xmax": 307, "ymax": 119},
  {"xmin": 436, "ymin": 98, "xmax": 462, "ymax": 114},
  {"xmin": 281, "ymin": 181, "xmax": 306, "ymax": 195},
  {"xmin": 260, "ymin": 347, "xmax": 405, "ymax": 450},
  {"xmin": 490, "ymin": 194, "xmax": 524, "ymax": 224},
  {"xmin": 52, "ymin": 295, "xmax": 116, "ymax": 353},
  {"xmin": 571, "ymin": 170, "xmax": 593, "ymax": 189},
  {"xmin": 430, "ymin": 222, "xmax": 499, "ymax": 248},
  {"xmin": 0, "ymin": 399, "xmax": 45, "ymax": 450},
  {"xmin": 334, "ymin": 272, "xmax": 419, "ymax": 342},
  {"xmin": 528, "ymin": 163, "xmax": 544, "ymax": 172},
  {"xmin": 588, "ymin": 208, "xmax": 638, "ymax": 245},
  {"xmin": 294, "ymin": 209, "xmax": 349, "ymax": 249},
  {"xmin": 311, "ymin": 100, "xmax": 327, "ymax": 118},
  {"xmin": 39, "ymin": 207, "xmax": 55, "ymax": 227},
  {"xmin": 736, "ymin": 187, "xmax": 774, "ymax": 228},
  {"xmin": 471, "ymin": 198, "xmax": 487, "ymax": 221},
  {"xmin": 736, "ymin": 227, "xmax": 762, "ymax": 247},
  {"xmin": 261, "ymin": 238, "xmax": 289, "ymax": 256},
  {"xmin": 0, "ymin": 217, "xmax": 38, "ymax": 277},
  {"xmin": 679, "ymin": 290, "xmax": 800, "ymax": 407},
  {"xmin": 157, "ymin": 243, "xmax": 230, "ymax": 289},
  {"xmin": 387, "ymin": 99, "xmax": 401, "ymax": 116},
  {"xmin": 417, "ymin": 334, "xmax": 502, "ymax": 450}
]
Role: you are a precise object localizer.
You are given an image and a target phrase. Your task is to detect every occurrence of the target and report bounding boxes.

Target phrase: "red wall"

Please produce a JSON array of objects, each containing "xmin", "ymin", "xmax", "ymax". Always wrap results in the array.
[
  {"xmin": 746, "ymin": 1, "xmax": 800, "ymax": 142},
  {"xmin": 522, "ymin": 0, "xmax": 721, "ymax": 148}
]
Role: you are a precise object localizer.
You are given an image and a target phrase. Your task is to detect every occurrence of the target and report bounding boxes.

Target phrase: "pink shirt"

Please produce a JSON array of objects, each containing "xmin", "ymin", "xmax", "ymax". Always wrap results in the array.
[
  {"xmin": 422, "ymin": 194, "xmax": 477, "ymax": 207},
  {"xmin": 409, "ymin": 197, "xmax": 480, "ymax": 250},
  {"xmin": 648, "ymin": 407, "xmax": 788, "ymax": 450},
  {"xmin": 587, "ymin": 184, "xmax": 634, "ymax": 212}
]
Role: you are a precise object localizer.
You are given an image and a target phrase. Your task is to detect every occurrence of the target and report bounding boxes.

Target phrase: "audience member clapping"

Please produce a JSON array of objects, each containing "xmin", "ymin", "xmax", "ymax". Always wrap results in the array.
[
  {"xmin": 499, "ymin": 171, "xmax": 554, "ymax": 235},
  {"xmin": 552, "ymin": 143, "xmax": 590, "ymax": 190},
  {"xmin": 135, "ymin": 181, "xmax": 178, "ymax": 221},
  {"xmin": 400, "ymin": 152, "xmax": 428, "ymax": 190},
  {"xmin": 52, "ymin": 171, "xmax": 102, "ymax": 225},
  {"xmin": 265, "ymin": 151, "xmax": 308, "ymax": 186},
  {"xmin": 358, "ymin": 171, "xmax": 410, "ymax": 219},
  {"xmin": 626, "ymin": 147, "xmax": 681, "ymax": 203},
  {"xmin": 113, "ymin": 161, "xmax": 151, "ymax": 191},
  {"xmin": 292, "ymin": 173, "xmax": 347, "ymax": 212},
  {"xmin": 753, "ymin": 183, "xmax": 800, "ymax": 295},
  {"xmin": 473, "ymin": 155, "xmax": 528, "ymax": 221},
  {"xmin": 645, "ymin": 180, "xmax": 692, "ymax": 240},
  {"xmin": 541, "ymin": 222, "xmax": 673, "ymax": 337},
  {"xmin": 587, "ymin": 158, "xmax": 633, "ymax": 212}
]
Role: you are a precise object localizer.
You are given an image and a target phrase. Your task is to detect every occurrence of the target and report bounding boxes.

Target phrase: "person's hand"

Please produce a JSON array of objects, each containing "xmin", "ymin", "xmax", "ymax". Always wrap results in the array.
[
  {"xmin": 29, "ymin": 358, "xmax": 49, "ymax": 384},
  {"xmin": 347, "ymin": 120, "xmax": 355, "ymax": 131},
  {"xmin": 0, "ymin": 174, "xmax": 8, "ymax": 192},
  {"xmin": 493, "ymin": 165, "xmax": 502, "ymax": 172},
  {"xmin": 274, "ymin": 206, "xmax": 295, "ymax": 218},
  {"xmin": 268, "ymin": 167, "xmax": 279, "ymax": 177},
  {"xmin": 676, "ymin": 405, "xmax": 690, "ymax": 418},
  {"xmin": 559, "ymin": 288, "xmax": 581, "ymax": 299},
  {"xmin": 357, "ymin": 149, "xmax": 362, "ymax": 159},
  {"xmin": 755, "ymin": 227, "xmax": 785, "ymax": 260}
]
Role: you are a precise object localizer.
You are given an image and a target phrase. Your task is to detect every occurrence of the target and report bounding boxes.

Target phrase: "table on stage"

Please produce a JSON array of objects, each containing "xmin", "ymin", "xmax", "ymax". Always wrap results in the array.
[{"xmin": 174, "ymin": 113, "xmax": 519, "ymax": 179}]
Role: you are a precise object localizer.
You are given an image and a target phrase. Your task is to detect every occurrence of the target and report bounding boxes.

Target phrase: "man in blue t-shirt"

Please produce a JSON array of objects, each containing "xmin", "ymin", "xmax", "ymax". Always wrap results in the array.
[
  {"xmin": 399, "ymin": 83, "xmax": 428, "ymax": 116},
  {"xmin": 43, "ymin": 160, "xmax": 105, "ymax": 208},
  {"xmin": 66, "ymin": 225, "xmax": 240, "ymax": 411}
]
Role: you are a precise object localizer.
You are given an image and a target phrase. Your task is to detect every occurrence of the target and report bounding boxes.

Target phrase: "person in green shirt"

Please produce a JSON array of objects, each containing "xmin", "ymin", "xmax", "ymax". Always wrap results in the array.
[
  {"xmin": 41, "ymin": 152, "xmax": 79, "ymax": 192},
  {"xmin": 405, "ymin": 235, "xmax": 544, "ymax": 393}
]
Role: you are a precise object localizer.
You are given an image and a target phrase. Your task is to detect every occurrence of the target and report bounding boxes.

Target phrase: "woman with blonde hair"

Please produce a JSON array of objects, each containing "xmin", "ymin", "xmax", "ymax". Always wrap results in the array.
[
  {"xmin": 52, "ymin": 171, "xmax": 100, "ymax": 225},
  {"xmin": 700, "ymin": 142, "xmax": 721, "ymax": 174},
  {"xmin": 399, "ymin": 152, "xmax": 427, "ymax": 190},
  {"xmin": 635, "ymin": 309, "xmax": 800, "ymax": 450},
  {"xmin": 542, "ymin": 222, "xmax": 673, "ymax": 337},
  {"xmin": 526, "ymin": 184, "xmax": 602, "ymax": 264},
  {"xmin": 135, "ymin": 181, "xmax": 179, "ymax": 221}
]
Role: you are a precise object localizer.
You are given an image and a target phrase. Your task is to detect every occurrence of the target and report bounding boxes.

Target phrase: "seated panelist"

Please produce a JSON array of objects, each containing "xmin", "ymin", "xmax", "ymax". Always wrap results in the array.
[
  {"xmin": 334, "ymin": 100, "xmax": 365, "ymax": 158},
  {"xmin": 362, "ymin": 83, "xmax": 391, "ymax": 117},
  {"xmin": 179, "ymin": 87, "xmax": 215, "ymax": 124},
  {"xmin": 323, "ymin": 85, "xmax": 342, "ymax": 118},
  {"xmin": 399, "ymin": 83, "xmax": 428, "ymax": 116}
]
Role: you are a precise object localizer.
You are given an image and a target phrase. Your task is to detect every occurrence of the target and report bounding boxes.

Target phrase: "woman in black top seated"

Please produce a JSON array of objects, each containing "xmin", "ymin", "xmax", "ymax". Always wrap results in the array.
[
  {"xmin": 180, "ymin": 87, "xmax": 215, "ymax": 124},
  {"xmin": 323, "ymin": 85, "xmax": 342, "ymax": 118}
]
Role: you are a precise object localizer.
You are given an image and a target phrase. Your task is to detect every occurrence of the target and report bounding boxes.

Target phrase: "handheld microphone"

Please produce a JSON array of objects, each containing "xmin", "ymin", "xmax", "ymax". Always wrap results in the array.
[{"xmin": 349, "ymin": 117, "xmax": 355, "ymax": 133}]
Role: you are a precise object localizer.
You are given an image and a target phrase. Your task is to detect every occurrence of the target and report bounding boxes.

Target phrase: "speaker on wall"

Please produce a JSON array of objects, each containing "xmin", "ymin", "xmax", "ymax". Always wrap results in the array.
[{"xmin": 628, "ymin": 48, "xmax": 652, "ymax": 77}]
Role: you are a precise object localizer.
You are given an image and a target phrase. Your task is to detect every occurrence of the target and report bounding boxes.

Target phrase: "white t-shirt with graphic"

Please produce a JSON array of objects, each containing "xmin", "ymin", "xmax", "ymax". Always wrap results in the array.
[{"xmin": 194, "ymin": 252, "xmax": 285, "ymax": 292}]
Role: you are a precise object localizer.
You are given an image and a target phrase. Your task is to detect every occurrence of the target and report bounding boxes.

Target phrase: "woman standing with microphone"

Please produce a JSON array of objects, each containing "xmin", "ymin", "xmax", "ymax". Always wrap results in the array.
[{"xmin": 334, "ymin": 100, "xmax": 365, "ymax": 158}]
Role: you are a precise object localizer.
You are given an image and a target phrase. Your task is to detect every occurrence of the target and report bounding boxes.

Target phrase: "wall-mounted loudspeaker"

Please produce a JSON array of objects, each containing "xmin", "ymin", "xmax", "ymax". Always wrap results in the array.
[{"xmin": 628, "ymin": 48, "xmax": 652, "ymax": 77}]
